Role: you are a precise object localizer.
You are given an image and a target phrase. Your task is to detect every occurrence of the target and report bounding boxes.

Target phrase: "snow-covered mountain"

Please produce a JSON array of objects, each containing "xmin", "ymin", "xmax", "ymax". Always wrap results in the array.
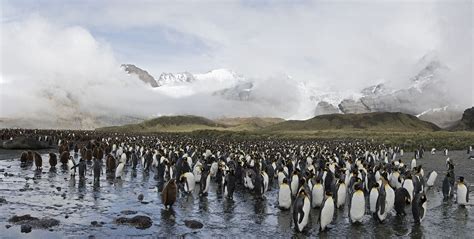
[{"xmin": 119, "ymin": 53, "xmax": 463, "ymax": 128}]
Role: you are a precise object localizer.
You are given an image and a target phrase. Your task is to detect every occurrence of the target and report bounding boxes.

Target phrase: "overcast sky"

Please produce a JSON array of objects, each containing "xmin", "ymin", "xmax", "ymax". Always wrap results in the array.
[{"xmin": 0, "ymin": 0, "xmax": 472, "ymax": 122}]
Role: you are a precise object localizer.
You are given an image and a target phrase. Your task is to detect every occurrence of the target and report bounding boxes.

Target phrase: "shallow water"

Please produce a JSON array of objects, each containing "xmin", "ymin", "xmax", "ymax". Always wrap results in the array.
[{"xmin": 0, "ymin": 150, "xmax": 473, "ymax": 238}]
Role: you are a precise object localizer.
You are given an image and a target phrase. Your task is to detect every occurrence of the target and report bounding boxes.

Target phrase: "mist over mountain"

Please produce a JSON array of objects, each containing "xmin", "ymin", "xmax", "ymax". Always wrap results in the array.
[{"xmin": 1, "ymin": 2, "xmax": 472, "ymax": 129}]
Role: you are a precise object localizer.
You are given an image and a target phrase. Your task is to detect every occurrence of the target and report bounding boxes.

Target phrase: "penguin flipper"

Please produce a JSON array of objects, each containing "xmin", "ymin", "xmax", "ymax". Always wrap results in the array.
[
  {"xmin": 467, "ymin": 185, "xmax": 470, "ymax": 202},
  {"xmin": 298, "ymin": 206, "xmax": 305, "ymax": 224}
]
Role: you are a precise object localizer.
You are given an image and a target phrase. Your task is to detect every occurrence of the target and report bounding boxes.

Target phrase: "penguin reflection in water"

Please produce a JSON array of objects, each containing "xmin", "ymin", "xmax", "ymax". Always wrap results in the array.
[{"xmin": 162, "ymin": 178, "xmax": 177, "ymax": 209}]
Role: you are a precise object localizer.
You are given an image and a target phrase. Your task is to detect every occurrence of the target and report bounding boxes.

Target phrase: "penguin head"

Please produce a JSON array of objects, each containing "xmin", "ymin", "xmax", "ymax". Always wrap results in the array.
[
  {"xmin": 459, "ymin": 176, "xmax": 465, "ymax": 183},
  {"xmin": 372, "ymin": 183, "xmax": 379, "ymax": 189},
  {"xmin": 325, "ymin": 191, "xmax": 333, "ymax": 197},
  {"xmin": 282, "ymin": 178, "xmax": 288, "ymax": 185}
]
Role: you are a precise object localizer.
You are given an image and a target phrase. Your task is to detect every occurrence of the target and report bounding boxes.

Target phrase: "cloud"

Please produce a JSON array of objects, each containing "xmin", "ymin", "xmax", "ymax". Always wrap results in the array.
[{"xmin": 0, "ymin": 1, "xmax": 472, "ymax": 128}]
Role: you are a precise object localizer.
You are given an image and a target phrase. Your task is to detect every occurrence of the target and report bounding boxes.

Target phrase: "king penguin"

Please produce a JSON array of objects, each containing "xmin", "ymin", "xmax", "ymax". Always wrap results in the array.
[
  {"xmin": 180, "ymin": 172, "xmax": 195, "ymax": 194},
  {"xmin": 311, "ymin": 178, "xmax": 325, "ymax": 208},
  {"xmin": 426, "ymin": 171, "xmax": 438, "ymax": 188},
  {"xmin": 412, "ymin": 192, "xmax": 427, "ymax": 223},
  {"xmin": 369, "ymin": 183, "xmax": 380, "ymax": 213},
  {"xmin": 162, "ymin": 178, "xmax": 177, "ymax": 209},
  {"xmin": 319, "ymin": 191, "xmax": 335, "ymax": 231},
  {"xmin": 336, "ymin": 179, "xmax": 347, "ymax": 209},
  {"xmin": 456, "ymin": 176, "xmax": 469, "ymax": 206},
  {"xmin": 293, "ymin": 190, "xmax": 310, "ymax": 232},
  {"xmin": 349, "ymin": 183, "xmax": 365, "ymax": 223},
  {"xmin": 278, "ymin": 178, "xmax": 292, "ymax": 210},
  {"xmin": 394, "ymin": 187, "xmax": 410, "ymax": 216}
]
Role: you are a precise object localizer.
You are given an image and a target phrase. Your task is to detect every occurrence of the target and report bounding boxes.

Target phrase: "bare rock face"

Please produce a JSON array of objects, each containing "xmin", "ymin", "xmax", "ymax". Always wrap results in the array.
[
  {"xmin": 452, "ymin": 107, "xmax": 474, "ymax": 130},
  {"xmin": 315, "ymin": 101, "xmax": 340, "ymax": 115},
  {"xmin": 122, "ymin": 64, "xmax": 158, "ymax": 87},
  {"xmin": 338, "ymin": 99, "xmax": 370, "ymax": 114}
]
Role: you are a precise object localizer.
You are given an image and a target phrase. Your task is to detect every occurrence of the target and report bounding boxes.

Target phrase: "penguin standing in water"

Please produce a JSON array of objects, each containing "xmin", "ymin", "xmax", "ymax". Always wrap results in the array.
[
  {"xmin": 335, "ymin": 179, "xmax": 347, "ymax": 209},
  {"xmin": 179, "ymin": 172, "xmax": 195, "ymax": 194},
  {"xmin": 71, "ymin": 158, "xmax": 86, "ymax": 179},
  {"xmin": 278, "ymin": 178, "xmax": 292, "ymax": 210},
  {"xmin": 349, "ymin": 183, "xmax": 365, "ymax": 223},
  {"xmin": 68, "ymin": 156, "xmax": 76, "ymax": 177},
  {"xmin": 34, "ymin": 152, "xmax": 42, "ymax": 170},
  {"xmin": 375, "ymin": 183, "xmax": 387, "ymax": 222},
  {"xmin": 224, "ymin": 169, "xmax": 236, "ymax": 199},
  {"xmin": 293, "ymin": 190, "xmax": 310, "ymax": 232},
  {"xmin": 456, "ymin": 176, "xmax": 469, "ymax": 206},
  {"xmin": 426, "ymin": 171, "xmax": 438, "ymax": 188},
  {"xmin": 319, "ymin": 191, "xmax": 335, "ymax": 231},
  {"xmin": 162, "ymin": 178, "xmax": 177, "ymax": 209},
  {"xmin": 290, "ymin": 170, "xmax": 300, "ymax": 197},
  {"xmin": 369, "ymin": 183, "xmax": 380, "ymax": 213},
  {"xmin": 49, "ymin": 153, "xmax": 57, "ymax": 168},
  {"xmin": 311, "ymin": 178, "xmax": 324, "ymax": 208},
  {"xmin": 199, "ymin": 168, "xmax": 211, "ymax": 196},
  {"xmin": 115, "ymin": 157, "xmax": 125, "ymax": 179},
  {"xmin": 442, "ymin": 172, "xmax": 454, "ymax": 200},
  {"xmin": 394, "ymin": 187, "xmax": 410, "ymax": 216},
  {"xmin": 402, "ymin": 174, "xmax": 414, "ymax": 203},
  {"xmin": 412, "ymin": 193, "xmax": 427, "ymax": 223},
  {"xmin": 93, "ymin": 158, "xmax": 102, "ymax": 183}
]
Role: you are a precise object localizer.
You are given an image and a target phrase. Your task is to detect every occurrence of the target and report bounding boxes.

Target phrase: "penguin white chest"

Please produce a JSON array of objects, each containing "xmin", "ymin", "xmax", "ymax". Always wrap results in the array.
[
  {"xmin": 312, "ymin": 184, "xmax": 324, "ymax": 208},
  {"xmin": 403, "ymin": 180, "xmax": 414, "ymax": 201},
  {"xmin": 427, "ymin": 171, "xmax": 437, "ymax": 187},
  {"xmin": 350, "ymin": 191, "xmax": 365, "ymax": 222},
  {"xmin": 278, "ymin": 184, "xmax": 292, "ymax": 209},
  {"xmin": 457, "ymin": 184, "xmax": 468, "ymax": 205},
  {"xmin": 337, "ymin": 184, "xmax": 347, "ymax": 208},
  {"xmin": 385, "ymin": 185, "xmax": 395, "ymax": 211},
  {"xmin": 291, "ymin": 175, "xmax": 299, "ymax": 196},
  {"xmin": 297, "ymin": 197, "xmax": 311, "ymax": 231},
  {"xmin": 320, "ymin": 197, "xmax": 335, "ymax": 230},
  {"xmin": 369, "ymin": 189, "xmax": 379, "ymax": 213}
]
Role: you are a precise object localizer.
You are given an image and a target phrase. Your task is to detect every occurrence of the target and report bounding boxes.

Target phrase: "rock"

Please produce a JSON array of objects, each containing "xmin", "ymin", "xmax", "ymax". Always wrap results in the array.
[
  {"xmin": 137, "ymin": 194, "xmax": 144, "ymax": 201},
  {"xmin": 115, "ymin": 215, "xmax": 153, "ymax": 229},
  {"xmin": 122, "ymin": 64, "xmax": 159, "ymax": 87},
  {"xmin": 0, "ymin": 197, "xmax": 6, "ymax": 204},
  {"xmin": 315, "ymin": 101, "xmax": 340, "ymax": 115},
  {"xmin": 91, "ymin": 221, "xmax": 102, "ymax": 227},
  {"xmin": 121, "ymin": 210, "xmax": 138, "ymax": 215},
  {"xmin": 184, "ymin": 220, "xmax": 204, "ymax": 229},
  {"xmin": 338, "ymin": 99, "xmax": 370, "ymax": 114},
  {"xmin": 0, "ymin": 169, "xmax": 4, "ymax": 172},
  {"xmin": 56, "ymin": 187, "xmax": 61, "ymax": 191},
  {"xmin": 9, "ymin": 215, "xmax": 60, "ymax": 229},
  {"xmin": 21, "ymin": 224, "xmax": 32, "ymax": 233},
  {"xmin": 5, "ymin": 224, "xmax": 11, "ymax": 229}
]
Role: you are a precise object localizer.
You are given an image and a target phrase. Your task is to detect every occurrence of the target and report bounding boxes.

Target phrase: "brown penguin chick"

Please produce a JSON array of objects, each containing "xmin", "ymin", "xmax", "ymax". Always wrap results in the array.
[
  {"xmin": 85, "ymin": 148, "xmax": 93, "ymax": 161},
  {"xmin": 60, "ymin": 151, "xmax": 70, "ymax": 164},
  {"xmin": 26, "ymin": 151, "xmax": 34, "ymax": 163},
  {"xmin": 106, "ymin": 154, "xmax": 116, "ymax": 172},
  {"xmin": 162, "ymin": 178, "xmax": 177, "ymax": 209},
  {"xmin": 49, "ymin": 152, "xmax": 57, "ymax": 168},
  {"xmin": 20, "ymin": 151, "xmax": 28, "ymax": 164},
  {"xmin": 93, "ymin": 146, "xmax": 104, "ymax": 160},
  {"xmin": 34, "ymin": 152, "xmax": 42, "ymax": 170}
]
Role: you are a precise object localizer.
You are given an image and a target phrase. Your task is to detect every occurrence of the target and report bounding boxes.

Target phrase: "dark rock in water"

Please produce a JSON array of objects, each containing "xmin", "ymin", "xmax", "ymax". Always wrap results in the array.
[
  {"xmin": 21, "ymin": 224, "xmax": 32, "ymax": 233},
  {"xmin": 140, "ymin": 201, "xmax": 149, "ymax": 205},
  {"xmin": 1, "ymin": 137, "xmax": 51, "ymax": 150},
  {"xmin": 91, "ymin": 221, "xmax": 102, "ymax": 227},
  {"xmin": 9, "ymin": 214, "xmax": 60, "ymax": 229},
  {"xmin": 138, "ymin": 194, "xmax": 144, "ymax": 201},
  {"xmin": 184, "ymin": 220, "xmax": 204, "ymax": 229},
  {"xmin": 121, "ymin": 210, "xmax": 138, "ymax": 215},
  {"xmin": 56, "ymin": 187, "xmax": 61, "ymax": 191},
  {"xmin": 115, "ymin": 215, "xmax": 152, "ymax": 229},
  {"xmin": 0, "ymin": 197, "xmax": 6, "ymax": 204},
  {"xmin": 0, "ymin": 169, "xmax": 4, "ymax": 172},
  {"xmin": 5, "ymin": 224, "xmax": 11, "ymax": 229}
]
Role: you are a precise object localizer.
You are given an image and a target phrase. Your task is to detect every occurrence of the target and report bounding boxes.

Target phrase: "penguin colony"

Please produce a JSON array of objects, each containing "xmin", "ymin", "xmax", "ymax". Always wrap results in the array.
[{"xmin": 7, "ymin": 129, "xmax": 472, "ymax": 233}]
